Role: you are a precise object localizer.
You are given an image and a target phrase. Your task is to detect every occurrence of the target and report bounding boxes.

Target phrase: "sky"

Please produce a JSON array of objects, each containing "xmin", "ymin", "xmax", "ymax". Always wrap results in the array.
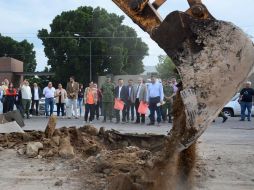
[{"xmin": 0, "ymin": 0, "xmax": 254, "ymax": 71}]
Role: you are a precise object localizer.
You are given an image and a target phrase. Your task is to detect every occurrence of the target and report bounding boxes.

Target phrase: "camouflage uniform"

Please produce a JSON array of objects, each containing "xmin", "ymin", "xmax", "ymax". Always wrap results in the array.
[
  {"xmin": 101, "ymin": 82, "xmax": 114, "ymax": 122},
  {"xmin": 162, "ymin": 85, "xmax": 174, "ymax": 123}
]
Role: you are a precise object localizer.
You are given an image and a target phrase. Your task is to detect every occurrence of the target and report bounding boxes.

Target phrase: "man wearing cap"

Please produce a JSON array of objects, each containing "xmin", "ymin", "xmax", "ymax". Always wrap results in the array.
[
  {"xmin": 101, "ymin": 76, "xmax": 114, "ymax": 122},
  {"xmin": 239, "ymin": 81, "xmax": 254, "ymax": 121}
]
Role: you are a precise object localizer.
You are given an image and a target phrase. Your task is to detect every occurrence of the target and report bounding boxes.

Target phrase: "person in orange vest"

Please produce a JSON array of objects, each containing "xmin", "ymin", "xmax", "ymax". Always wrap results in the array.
[
  {"xmin": 84, "ymin": 82, "xmax": 97, "ymax": 123},
  {"xmin": 3, "ymin": 82, "xmax": 17, "ymax": 113}
]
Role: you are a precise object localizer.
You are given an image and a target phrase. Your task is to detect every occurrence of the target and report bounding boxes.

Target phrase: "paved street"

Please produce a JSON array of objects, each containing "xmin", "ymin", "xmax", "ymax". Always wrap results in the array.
[
  {"xmin": 23, "ymin": 115, "xmax": 171, "ymax": 134},
  {"xmin": 22, "ymin": 115, "xmax": 254, "ymax": 135}
]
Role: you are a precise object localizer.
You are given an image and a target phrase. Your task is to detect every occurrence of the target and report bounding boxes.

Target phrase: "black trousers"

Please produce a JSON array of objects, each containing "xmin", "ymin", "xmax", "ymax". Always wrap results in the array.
[
  {"xmin": 135, "ymin": 98, "xmax": 145, "ymax": 123},
  {"xmin": 148, "ymin": 97, "xmax": 162, "ymax": 124},
  {"xmin": 115, "ymin": 104, "xmax": 127, "ymax": 122},
  {"xmin": 84, "ymin": 104, "xmax": 95, "ymax": 122},
  {"xmin": 3, "ymin": 96, "xmax": 15, "ymax": 113},
  {"xmin": 126, "ymin": 100, "xmax": 135, "ymax": 121},
  {"xmin": 56, "ymin": 103, "xmax": 65, "ymax": 116},
  {"xmin": 95, "ymin": 101, "xmax": 101, "ymax": 119},
  {"xmin": 31, "ymin": 100, "xmax": 39, "ymax": 115}
]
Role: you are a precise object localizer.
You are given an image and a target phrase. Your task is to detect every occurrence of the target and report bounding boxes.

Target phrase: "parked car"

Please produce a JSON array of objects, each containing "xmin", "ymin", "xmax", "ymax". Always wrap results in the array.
[{"xmin": 222, "ymin": 93, "xmax": 254, "ymax": 117}]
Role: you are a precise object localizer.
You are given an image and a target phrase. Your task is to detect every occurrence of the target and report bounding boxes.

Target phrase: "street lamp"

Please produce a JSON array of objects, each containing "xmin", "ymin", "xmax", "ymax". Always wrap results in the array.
[{"xmin": 74, "ymin": 34, "xmax": 92, "ymax": 81}]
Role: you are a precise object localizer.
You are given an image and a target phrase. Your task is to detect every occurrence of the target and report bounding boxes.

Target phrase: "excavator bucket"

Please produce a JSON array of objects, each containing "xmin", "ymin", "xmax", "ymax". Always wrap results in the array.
[
  {"xmin": 112, "ymin": 0, "xmax": 254, "ymax": 151},
  {"xmin": 152, "ymin": 11, "xmax": 254, "ymax": 150}
]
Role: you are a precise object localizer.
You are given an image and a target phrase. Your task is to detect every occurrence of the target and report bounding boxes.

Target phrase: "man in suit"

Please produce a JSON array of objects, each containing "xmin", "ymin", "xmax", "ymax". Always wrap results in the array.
[
  {"xmin": 31, "ymin": 83, "xmax": 42, "ymax": 116},
  {"xmin": 114, "ymin": 78, "xmax": 128, "ymax": 123},
  {"xmin": 66, "ymin": 76, "xmax": 79, "ymax": 119},
  {"xmin": 126, "ymin": 79, "xmax": 135, "ymax": 122},
  {"xmin": 135, "ymin": 77, "xmax": 147, "ymax": 124}
]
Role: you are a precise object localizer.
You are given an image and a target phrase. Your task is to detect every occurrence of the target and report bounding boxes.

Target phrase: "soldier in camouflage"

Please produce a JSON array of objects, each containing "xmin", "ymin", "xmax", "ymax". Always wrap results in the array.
[
  {"xmin": 101, "ymin": 77, "xmax": 115, "ymax": 122},
  {"xmin": 162, "ymin": 80, "xmax": 175, "ymax": 123}
]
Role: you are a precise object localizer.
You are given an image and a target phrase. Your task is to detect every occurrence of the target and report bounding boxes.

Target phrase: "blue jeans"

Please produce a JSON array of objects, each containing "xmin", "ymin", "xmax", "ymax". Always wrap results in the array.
[
  {"xmin": 240, "ymin": 102, "xmax": 252, "ymax": 121},
  {"xmin": 77, "ymin": 98, "xmax": 83, "ymax": 116},
  {"xmin": 45, "ymin": 98, "xmax": 54, "ymax": 116}
]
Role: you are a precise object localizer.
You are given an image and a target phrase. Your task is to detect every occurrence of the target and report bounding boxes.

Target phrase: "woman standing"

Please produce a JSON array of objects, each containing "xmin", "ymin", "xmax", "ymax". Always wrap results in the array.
[
  {"xmin": 84, "ymin": 82, "xmax": 97, "ymax": 123},
  {"xmin": 55, "ymin": 83, "xmax": 67, "ymax": 117},
  {"xmin": 4, "ymin": 82, "xmax": 17, "ymax": 113},
  {"xmin": 77, "ymin": 84, "xmax": 84, "ymax": 117}
]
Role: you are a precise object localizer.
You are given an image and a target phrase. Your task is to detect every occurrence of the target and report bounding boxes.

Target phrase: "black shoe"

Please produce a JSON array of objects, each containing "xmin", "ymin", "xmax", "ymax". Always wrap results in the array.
[
  {"xmin": 147, "ymin": 123, "xmax": 155, "ymax": 126},
  {"xmin": 239, "ymin": 119, "xmax": 245, "ymax": 121},
  {"xmin": 222, "ymin": 117, "xmax": 228, "ymax": 123}
]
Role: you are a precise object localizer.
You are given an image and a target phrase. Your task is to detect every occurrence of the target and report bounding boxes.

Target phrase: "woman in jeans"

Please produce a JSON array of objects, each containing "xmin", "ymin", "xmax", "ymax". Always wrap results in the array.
[
  {"xmin": 55, "ymin": 83, "xmax": 67, "ymax": 117},
  {"xmin": 84, "ymin": 82, "xmax": 97, "ymax": 123},
  {"xmin": 77, "ymin": 84, "xmax": 84, "ymax": 117}
]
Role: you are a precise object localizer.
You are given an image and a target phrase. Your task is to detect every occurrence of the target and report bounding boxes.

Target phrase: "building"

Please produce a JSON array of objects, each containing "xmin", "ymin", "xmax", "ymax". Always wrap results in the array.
[{"xmin": 0, "ymin": 57, "xmax": 23, "ymax": 86}]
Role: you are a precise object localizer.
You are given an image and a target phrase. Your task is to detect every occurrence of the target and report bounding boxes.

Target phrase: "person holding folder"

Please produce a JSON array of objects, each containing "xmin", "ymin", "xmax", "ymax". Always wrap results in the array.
[
  {"xmin": 114, "ymin": 78, "xmax": 128, "ymax": 124},
  {"xmin": 135, "ymin": 77, "xmax": 147, "ymax": 124}
]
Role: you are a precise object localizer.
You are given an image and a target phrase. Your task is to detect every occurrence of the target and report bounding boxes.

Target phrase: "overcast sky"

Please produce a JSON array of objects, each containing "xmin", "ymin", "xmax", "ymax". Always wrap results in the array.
[{"xmin": 0, "ymin": 0, "xmax": 254, "ymax": 71}]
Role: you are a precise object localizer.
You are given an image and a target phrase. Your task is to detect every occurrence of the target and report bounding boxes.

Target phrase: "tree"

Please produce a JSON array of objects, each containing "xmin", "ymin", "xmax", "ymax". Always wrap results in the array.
[
  {"xmin": 0, "ymin": 34, "xmax": 37, "ymax": 72},
  {"xmin": 156, "ymin": 55, "xmax": 179, "ymax": 80},
  {"xmin": 38, "ymin": 6, "xmax": 148, "ymax": 84}
]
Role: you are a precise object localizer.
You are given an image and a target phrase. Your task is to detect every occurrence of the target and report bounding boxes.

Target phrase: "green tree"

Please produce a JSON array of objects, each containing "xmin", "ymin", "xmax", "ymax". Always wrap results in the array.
[
  {"xmin": 38, "ymin": 6, "xmax": 148, "ymax": 84},
  {"xmin": 0, "ymin": 34, "xmax": 37, "ymax": 72},
  {"xmin": 156, "ymin": 55, "xmax": 179, "ymax": 80}
]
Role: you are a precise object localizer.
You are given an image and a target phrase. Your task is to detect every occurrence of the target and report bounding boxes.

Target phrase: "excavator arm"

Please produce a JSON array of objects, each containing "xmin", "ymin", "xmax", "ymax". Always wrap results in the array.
[{"xmin": 111, "ymin": 0, "xmax": 213, "ymax": 34}]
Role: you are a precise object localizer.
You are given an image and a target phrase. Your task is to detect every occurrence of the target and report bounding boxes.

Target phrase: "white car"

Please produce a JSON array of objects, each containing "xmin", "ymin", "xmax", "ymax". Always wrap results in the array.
[{"xmin": 222, "ymin": 93, "xmax": 254, "ymax": 117}]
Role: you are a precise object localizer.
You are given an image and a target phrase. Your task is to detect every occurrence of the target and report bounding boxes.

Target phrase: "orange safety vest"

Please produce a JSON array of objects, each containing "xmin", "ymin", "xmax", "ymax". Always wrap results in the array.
[{"xmin": 86, "ymin": 89, "xmax": 95, "ymax": 104}]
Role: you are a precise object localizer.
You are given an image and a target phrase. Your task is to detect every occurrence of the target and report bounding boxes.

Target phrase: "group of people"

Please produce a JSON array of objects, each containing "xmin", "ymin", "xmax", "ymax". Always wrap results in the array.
[
  {"xmin": 1, "ymin": 76, "xmax": 252, "ymax": 124},
  {"xmin": 100, "ymin": 76, "xmax": 178, "ymax": 126},
  {"xmin": 0, "ymin": 77, "xmax": 103, "ymax": 121},
  {"xmin": 0, "ymin": 79, "xmax": 38, "ymax": 118}
]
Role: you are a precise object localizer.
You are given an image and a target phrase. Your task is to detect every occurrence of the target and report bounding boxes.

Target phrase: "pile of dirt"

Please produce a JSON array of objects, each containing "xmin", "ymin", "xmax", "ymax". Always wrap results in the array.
[{"xmin": 0, "ymin": 113, "xmax": 201, "ymax": 190}]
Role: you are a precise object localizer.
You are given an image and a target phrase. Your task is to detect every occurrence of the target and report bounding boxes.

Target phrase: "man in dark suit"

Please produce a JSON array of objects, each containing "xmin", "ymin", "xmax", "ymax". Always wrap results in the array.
[
  {"xmin": 126, "ymin": 79, "xmax": 135, "ymax": 122},
  {"xmin": 114, "ymin": 78, "xmax": 128, "ymax": 123}
]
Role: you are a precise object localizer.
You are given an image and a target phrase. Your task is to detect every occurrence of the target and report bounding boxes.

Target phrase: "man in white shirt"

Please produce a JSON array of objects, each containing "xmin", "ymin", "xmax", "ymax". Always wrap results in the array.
[
  {"xmin": 43, "ymin": 82, "xmax": 56, "ymax": 117},
  {"xmin": 114, "ymin": 79, "xmax": 128, "ymax": 123},
  {"xmin": 135, "ymin": 77, "xmax": 147, "ymax": 124},
  {"xmin": 31, "ymin": 83, "xmax": 42, "ymax": 116},
  {"xmin": 147, "ymin": 75, "xmax": 164, "ymax": 126},
  {"xmin": 21, "ymin": 79, "xmax": 32, "ymax": 119}
]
